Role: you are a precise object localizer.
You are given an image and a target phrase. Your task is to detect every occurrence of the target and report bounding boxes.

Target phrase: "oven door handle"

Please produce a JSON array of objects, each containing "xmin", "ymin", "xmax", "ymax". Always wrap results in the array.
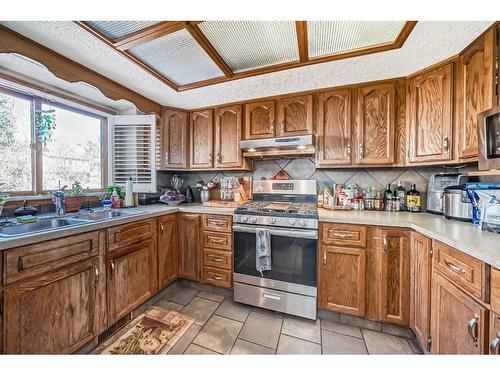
[{"xmin": 233, "ymin": 224, "xmax": 318, "ymax": 239}]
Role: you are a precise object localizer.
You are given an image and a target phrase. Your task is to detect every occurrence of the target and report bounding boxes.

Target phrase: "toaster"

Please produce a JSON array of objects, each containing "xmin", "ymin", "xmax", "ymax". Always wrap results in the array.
[{"xmin": 427, "ymin": 173, "xmax": 467, "ymax": 214}]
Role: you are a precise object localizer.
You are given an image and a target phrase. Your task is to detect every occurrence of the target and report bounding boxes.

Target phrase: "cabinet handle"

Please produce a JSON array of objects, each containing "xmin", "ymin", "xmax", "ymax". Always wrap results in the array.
[
  {"xmin": 210, "ymin": 274, "xmax": 224, "ymax": 280},
  {"xmin": 271, "ymin": 120, "xmax": 275, "ymax": 134},
  {"xmin": 216, "ymin": 152, "xmax": 221, "ymax": 164},
  {"xmin": 467, "ymin": 315, "xmax": 479, "ymax": 347},
  {"xmin": 210, "ymin": 256, "xmax": 225, "ymax": 262},
  {"xmin": 323, "ymin": 251, "xmax": 327, "ymax": 269},
  {"xmin": 346, "ymin": 141, "xmax": 351, "ymax": 159},
  {"xmin": 383, "ymin": 235, "xmax": 388, "ymax": 253},
  {"xmin": 94, "ymin": 266, "xmax": 99, "ymax": 288},
  {"xmin": 333, "ymin": 231, "xmax": 355, "ymax": 239},
  {"xmin": 443, "ymin": 136, "xmax": 449, "ymax": 153},
  {"xmin": 280, "ymin": 120, "xmax": 285, "ymax": 134},
  {"xmin": 444, "ymin": 260, "xmax": 465, "ymax": 274},
  {"xmin": 17, "ymin": 257, "xmax": 24, "ymax": 272},
  {"xmin": 164, "ymin": 151, "xmax": 169, "ymax": 164},
  {"xmin": 359, "ymin": 144, "xmax": 364, "ymax": 158},
  {"xmin": 263, "ymin": 292, "xmax": 282, "ymax": 301},
  {"xmin": 160, "ymin": 224, "xmax": 164, "ymax": 234},
  {"xmin": 209, "ymin": 238, "xmax": 226, "ymax": 244},
  {"xmin": 209, "ymin": 220, "xmax": 226, "ymax": 227},
  {"xmin": 110, "ymin": 260, "xmax": 115, "ymax": 279},
  {"xmin": 490, "ymin": 334, "xmax": 500, "ymax": 354},
  {"xmin": 208, "ymin": 153, "xmax": 213, "ymax": 165}
]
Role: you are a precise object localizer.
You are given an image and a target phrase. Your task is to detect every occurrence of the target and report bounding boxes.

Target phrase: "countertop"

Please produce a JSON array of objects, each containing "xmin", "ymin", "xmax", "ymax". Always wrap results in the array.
[{"xmin": 1, "ymin": 204, "xmax": 499, "ymax": 270}]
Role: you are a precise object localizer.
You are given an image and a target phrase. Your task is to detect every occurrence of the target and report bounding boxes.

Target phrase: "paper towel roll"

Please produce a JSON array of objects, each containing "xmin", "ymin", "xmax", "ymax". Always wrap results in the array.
[{"xmin": 125, "ymin": 177, "xmax": 134, "ymax": 207}]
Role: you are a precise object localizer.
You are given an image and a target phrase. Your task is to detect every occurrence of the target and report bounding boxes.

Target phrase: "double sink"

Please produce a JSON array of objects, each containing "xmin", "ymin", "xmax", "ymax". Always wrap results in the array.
[{"xmin": 0, "ymin": 209, "xmax": 146, "ymax": 238}]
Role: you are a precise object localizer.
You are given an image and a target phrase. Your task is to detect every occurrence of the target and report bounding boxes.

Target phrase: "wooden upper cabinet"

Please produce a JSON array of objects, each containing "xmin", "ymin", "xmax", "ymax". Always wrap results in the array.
[
  {"xmin": 3, "ymin": 258, "xmax": 104, "ymax": 354},
  {"xmin": 318, "ymin": 244, "xmax": 366, "ymax": 317},
  {"xmin": 456, "ymin": 28, "xmax": 495, "ymax": 160},
  {"xmin": 215, "ymin": 105, "xmax": 243, "ymax": 168},
  {"xmin": 410, "ymin": 232, "xmax": 432, "ymax": 351},
  {"xmin": 356, "ymin": 83, "xmax": 395, "ymax": 165},
  {"xmin": 407, "ymin": 63, "xmax": 454, "ymax": 163},
  {"xmin": 190, "ymin": 109, "xmax": 214, "ymax": 169},
  {"xmin": 431, "ymin": 271, "xmax": 488, "ymax": 354},
  {"xmin": 178, "ymin": 213, "xmax": 201, "ymax": 281},
  {"xmin": 316, "ymin": 90, "xmax": 353, "ymax": 166},
  {"xmin": 161, "ymin": 109, "xmax": 189, "ymax": 169},
  {"xmin": 244, "ymin": 100, "xmax": 275, "ymax": 140},
  {"xmin": 157, "ymin": 215, "xmax": 178, "ymax": 290},
  {"xmin": 276, "ymin": 94, "xmax": 313, "ymax": 137}
]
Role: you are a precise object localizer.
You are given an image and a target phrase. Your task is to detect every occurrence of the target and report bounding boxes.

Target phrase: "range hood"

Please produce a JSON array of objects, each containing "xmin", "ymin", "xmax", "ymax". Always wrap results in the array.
[{"xmin": 240, "ymin": 135, "xmax": 315, "ymax": 158}]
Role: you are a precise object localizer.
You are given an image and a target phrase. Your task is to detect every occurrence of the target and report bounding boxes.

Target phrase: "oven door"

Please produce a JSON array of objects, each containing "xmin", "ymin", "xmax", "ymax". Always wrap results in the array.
[{"xmin": 233, "ymin": 224, "xmax": 317, "ymax": 290}]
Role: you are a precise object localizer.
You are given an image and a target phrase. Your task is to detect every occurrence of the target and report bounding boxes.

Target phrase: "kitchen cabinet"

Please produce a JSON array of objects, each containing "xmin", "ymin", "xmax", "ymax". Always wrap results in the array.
[
  {"xmin": 410, "ymin": 232, "xmax": 432, "ymax": 351},
  {"xmin": 190, "ymin": 109, "xmax": 214, "ymax": 169},
  {"xmin": 490, "ymin": 313, "xmax": 500, "ymax": 355},
  {"xmin": 407, "ymin": 62, "xmax": 454, "ymax": 163},
  {"xmin": 319, "ymin": 245, "xmax": 366, "ymax": 316},
  {"xmin": 244, "ymin": 100, "xmax": 275, "ymax": 140},
  {"xmin": 456, "ymin": 28, "xmax": 495, "ymax": 160},
  {"xmin": 107, "ymin": 240, "xmax": 157, "ymax": 324},
  {"xmin": 430, "ymin": 271, "xmax": 488, "ymax": 354},
  {"xmin": 160, "ymin": 109, "xmax": 189, "ymax": 170},
  {"xmin": 178, "ymin": 213, "xmax": 202, "ymax": 281},
  {"xmin": 157, "ymin": 215, "xmax": 178, "ymax": 290},
  {"xmin": 215, "ymin": 105, "xmax": 243, "ymax": 168},
  {"xmin": 3, "ymin": 257, "xmax": 104, "ymax": 354},
  {"xmin": 356, "ymin": 83, "xmax": 395, "ymax": 165},
  {"xmin": 276, "ymin": 94, "xmax": 313, "ymax": 137},
  {"xmin": 316, "ymin": 89, "xmax": 353, "ymax": 166},
  {"xmin": 0, "ymin": 289, "xmax": 3, "ymax": 354}
]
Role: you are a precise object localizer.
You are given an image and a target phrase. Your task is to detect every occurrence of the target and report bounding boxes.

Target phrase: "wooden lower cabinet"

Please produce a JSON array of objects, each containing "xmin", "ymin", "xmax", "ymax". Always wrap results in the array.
[
  {"xmin": 318, "ymin": 245, "xmax": 366, "ymax": 316},
  {"xmin": 490, "ymin": 313, "xmax": 500, "ymax": 355},
  {"xmin": 410, "ymin": 232, "xmax": 432, "ymax": 351},
  {"xmin": 3, "ymin": 257, "xmax": 104, "ymax": 354},
  {"xmin": 0, "ymin": 289, "xmax": 3, "ymax": 354},
  {"xmin": 157, "ymin": 215, "xmax": 178, "ymax": 289},
  {"xmin": 430, "ymin": 271, "xmax": 488, "ymax": 354},
  {"xmin": 178, "ymin": 213, "xmax": 202, "ymax": 281},
  {"xmin": 107, "ymin": 240, "xmax": 157, "ymax": 324}
]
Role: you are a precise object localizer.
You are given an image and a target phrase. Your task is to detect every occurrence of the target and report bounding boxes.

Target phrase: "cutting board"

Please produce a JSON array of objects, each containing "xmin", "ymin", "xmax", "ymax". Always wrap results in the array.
[{"xmin": 202, "ymin": 200, "xmax": 247, "ymax": 208}]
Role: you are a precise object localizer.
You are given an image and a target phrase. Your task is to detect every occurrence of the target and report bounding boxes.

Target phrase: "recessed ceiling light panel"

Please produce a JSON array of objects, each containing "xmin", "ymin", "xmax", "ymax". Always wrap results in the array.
[{"xmin": 86, "ymin": 21, "xmax": 161, "ymax": 40}]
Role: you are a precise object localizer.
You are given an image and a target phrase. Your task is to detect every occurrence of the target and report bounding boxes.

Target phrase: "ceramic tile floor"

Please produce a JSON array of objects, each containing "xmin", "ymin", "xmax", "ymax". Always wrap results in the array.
[{"xmin": 150, "ymin": 285, "xmax": 423, "ymax": 355}]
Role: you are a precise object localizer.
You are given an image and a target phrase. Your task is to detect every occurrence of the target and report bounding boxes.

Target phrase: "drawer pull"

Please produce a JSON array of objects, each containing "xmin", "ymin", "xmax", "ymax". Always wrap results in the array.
[
  {"xmin": 444, "ymin": 260, "xmax": 465, "ymax": 274},
  {"xmin": 209, "ymin": 238, "xmax": 226, "ymax": 244},
  {"xmin": 160, "ymin": 224, "xmax": 164, "ymax": 234},
  {"xmin": 209, "ymin": 274, "xmax": 224, "ymax": 281},
  {"xmin": 209, "ymin": 221, "xmax": 226, "ymax": 227},
  {"xmin": 17, "ymin": 257, "xmax": 25, "ymax": 272},
  {"xmin": 209, "ymin": 256, "xmax": 225, "ymax": 262},
  {"xmin": 383, "ymin": 235, "xmax": 388, "ymax": 253},
  {"xmin": 467, "ymin": 315, "xmax": 479, "ymax": 347},
  {"xmin": 94, "ymin": 266, "xmax": 99, "ymax": 288},
  {"xmin": 110, "ymin": 260, "xmax": 115, "ymax": 279},
  {"xmin": 333, "ymin": 231, "xmax": 355, "ymax": 239},
  {"xmin": 263, "ymin": 292, "xmax": 282, "ymax": 301},
  {"xmin": 490, "ymin": 334, "xmax": 500, "ymax": 354}
]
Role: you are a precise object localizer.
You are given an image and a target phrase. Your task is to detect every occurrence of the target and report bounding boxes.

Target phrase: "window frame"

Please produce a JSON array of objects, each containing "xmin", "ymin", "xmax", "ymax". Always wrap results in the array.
[{"xmin": 0, "ymin": 84, "xmax": 109, "ymax": 196}]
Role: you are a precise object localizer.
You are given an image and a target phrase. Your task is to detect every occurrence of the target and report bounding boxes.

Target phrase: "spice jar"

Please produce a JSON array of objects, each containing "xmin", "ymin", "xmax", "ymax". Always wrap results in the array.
[{"xmin": 374, "ymin": 191, "xmax": 384, "ymax": 211}]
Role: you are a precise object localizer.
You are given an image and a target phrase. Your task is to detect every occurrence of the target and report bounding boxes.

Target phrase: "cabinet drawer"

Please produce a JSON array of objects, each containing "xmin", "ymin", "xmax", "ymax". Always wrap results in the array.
[
  {"xmin": 432, "ymin": 240, "xmax": 487, "ymax": 301},
  {"xmin": 203, "ymin": 266, "xmax": 232, "ymax": 289},
  {"xmin": 4, "ymin": 231, "xmax": 100, "ymax": 285},
  {"xmin": 107, "ymin": 219, "xmax": 155, "ymax": 252},
  {"xmin": 202, "ymin": 231, "xmax": 232, "ymax": 251},
  {"xmin": 203, "ymin": 249, "xmax": 232, "ymax": 270},
  {"xmin": 202, "ymin": 215, "xmax": 232, "ymax": 233},
  {"xmin": 321, "ymin": 223, "xmax": 367, "ymax": 248},
  {"xmin": 491, "ymin": 268, "xmax": 500, "ymax": 314}
]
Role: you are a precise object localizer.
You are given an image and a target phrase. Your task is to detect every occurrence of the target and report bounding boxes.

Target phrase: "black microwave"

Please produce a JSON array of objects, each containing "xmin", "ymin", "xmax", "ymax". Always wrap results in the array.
[{"xmin": 478, "ymin": 105, "xmax": 500, "ymax": 170}]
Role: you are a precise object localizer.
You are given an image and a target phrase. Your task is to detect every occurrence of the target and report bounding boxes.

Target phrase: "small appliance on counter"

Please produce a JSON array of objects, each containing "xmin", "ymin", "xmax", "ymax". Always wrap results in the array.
[
  {"xmin": 137, "ymin": 192, "xmax": 161, "ymax": 205},
  {"xmin": 427, "ymin": 173, "xmax": 467, "ymax": 214},
  {"xmin": 478, "ymin": 106, "xmax": 500, "ymax": 171},
  {"xmin": 443, "ymin": 185, "xmax": 473, "ymax": 222},
  {"xmin": 466, "ymin": 183, "xmax": 500, "ymax": 233}
]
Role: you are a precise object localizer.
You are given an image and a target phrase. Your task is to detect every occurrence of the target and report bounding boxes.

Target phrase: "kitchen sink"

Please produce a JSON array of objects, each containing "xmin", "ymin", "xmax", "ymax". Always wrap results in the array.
[
  {"xmin": 0, "ymin": 218, "xmax": 90, "ymax": 237},
  {"xmin": 71, "ymin": 209, "xmax": 144, "ymax": 221}
]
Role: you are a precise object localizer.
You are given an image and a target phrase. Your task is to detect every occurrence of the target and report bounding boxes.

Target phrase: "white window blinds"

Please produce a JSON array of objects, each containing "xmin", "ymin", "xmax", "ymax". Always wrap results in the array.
[{"xmin": 109, "ymin": 115, "xmax": 157, "ymax": 193}]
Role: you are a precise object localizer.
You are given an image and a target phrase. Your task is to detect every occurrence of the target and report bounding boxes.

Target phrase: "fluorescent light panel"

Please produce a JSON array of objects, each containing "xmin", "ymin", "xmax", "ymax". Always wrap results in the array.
[{"xmin": 86, "ymin": 21, "xmax": 161, "ymax": 40}]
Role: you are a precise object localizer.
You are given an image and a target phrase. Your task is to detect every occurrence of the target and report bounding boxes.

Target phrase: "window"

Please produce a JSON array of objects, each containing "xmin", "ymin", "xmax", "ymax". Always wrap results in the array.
[{"xmin": 0, "ymin": 85, "xmax": 108, "ymax": 194}]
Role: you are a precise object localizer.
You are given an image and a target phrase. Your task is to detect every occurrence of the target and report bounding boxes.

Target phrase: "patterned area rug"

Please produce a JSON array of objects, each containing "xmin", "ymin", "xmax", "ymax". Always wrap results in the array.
[{"xmin": 93, "ymin": 307, "xmax": 195, "ymax": 355}]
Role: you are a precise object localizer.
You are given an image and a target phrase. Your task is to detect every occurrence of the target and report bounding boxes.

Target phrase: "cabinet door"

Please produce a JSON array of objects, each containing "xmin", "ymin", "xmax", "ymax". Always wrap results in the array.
[
  {"xmin": 4, "ymin": 258, "xmax": 103, "ymax": 354},
  {"xmin": 410, "ymin": 232, "xmax": 432, "ymax": 351},
  {"xmin": 356, "ymin": 83, "xmax": 395, "ymax": 165},
  {"xmin": 107, "ymin": 240, "xmax": 157, "ymax": 324},
  {"xmin": 244, "ymin": 100, "xmax": 275, "ymax": 139},
  {"xmin": 490, "ymin": 312, "xmax": 500, "ymax": 355},
  {"xmin": 408, "ymin": 63, "xmax": 453, "ymax": 163},
  {"xmin": 0, "ymin": 289, "xmax": 3, "ymax": 354},
  {"xmin": 157, "ymin": 215, "xmax": 178, "ymax": 290},
  {"xmin": 316, "ymin": 90, "xmax": 353, "ymax": 166},
  {"xmin": 430, "ymin": 271, "xmax": 488, "ymax": 354},
  {"xmin": 319, "ymin": 245, "xmax": 366, "ymax": 316},
  {"xmin": 178, "ymin": 213, "xmax": 201, "ymax": 281},
  {"xmin": 161, "ymin": 109, "xmax": 188, "ymax": 169},
  {"xmin": 215, "ymin": 105, "xmax": 243, "ymax": 168},
  {"xmin": 457, "ymin": 28, "xmax": 495, "ymax": 159},
  {"xmin": 276, "ymin": 94, "xmax": 313, "ymax": 137},
  {"xmin": 379, "ymin": 228, "xmax": 410, "ymax": 325},
  {"xmin": 190, "ymin": 109, "xmax": 214, "ymax": 169}
]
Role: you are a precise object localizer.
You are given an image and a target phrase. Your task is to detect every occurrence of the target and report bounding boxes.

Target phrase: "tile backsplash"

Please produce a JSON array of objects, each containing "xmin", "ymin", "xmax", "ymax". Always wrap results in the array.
[{"xmin": 158, "ymin": 159, "xmax": 479, "ymax": 211}]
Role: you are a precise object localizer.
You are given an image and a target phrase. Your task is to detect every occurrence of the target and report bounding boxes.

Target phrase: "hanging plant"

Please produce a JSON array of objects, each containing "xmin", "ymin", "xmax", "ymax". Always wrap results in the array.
[{"xmin": 34, "ymin": 106, "xmax": 56, "ymax": 145}]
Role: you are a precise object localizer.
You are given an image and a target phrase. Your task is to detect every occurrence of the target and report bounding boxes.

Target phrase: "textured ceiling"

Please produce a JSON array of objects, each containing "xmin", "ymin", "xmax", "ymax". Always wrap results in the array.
[{"xmin": 0, "ymin": 21, "xmax": 494, "ymax": 110}]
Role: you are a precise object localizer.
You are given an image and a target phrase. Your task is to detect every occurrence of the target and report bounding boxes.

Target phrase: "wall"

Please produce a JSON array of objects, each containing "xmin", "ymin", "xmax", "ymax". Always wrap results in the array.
[{"xmin": 157, "ymin": 159, "xmax": 479, "ymax": 211}]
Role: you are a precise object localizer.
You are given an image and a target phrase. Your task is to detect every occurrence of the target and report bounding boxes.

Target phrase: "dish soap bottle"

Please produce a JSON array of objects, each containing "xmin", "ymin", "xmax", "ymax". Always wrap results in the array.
[{"xmin": 111, "ymin": 188, "xmax": 121, "ymax": 209}]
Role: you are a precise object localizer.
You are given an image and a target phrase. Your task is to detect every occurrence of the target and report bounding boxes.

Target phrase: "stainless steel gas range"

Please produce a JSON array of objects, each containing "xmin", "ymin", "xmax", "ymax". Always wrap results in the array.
[{"xmin": 232, "ymin": 180, "xmax": 318, "ymax": 320}]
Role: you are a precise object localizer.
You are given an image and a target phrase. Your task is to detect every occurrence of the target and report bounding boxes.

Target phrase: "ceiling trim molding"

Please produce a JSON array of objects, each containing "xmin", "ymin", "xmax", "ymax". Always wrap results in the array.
[
  {"xmin": 0, "ymin": 24, "xmax": 162, "ymax": 115},
  {"xmin": 296, "ymin": 21, "xmax": 308, "ymax": 62},
  {"xmin": 113, "ymin": 21, "xmax": 187, "ymax": 50}
]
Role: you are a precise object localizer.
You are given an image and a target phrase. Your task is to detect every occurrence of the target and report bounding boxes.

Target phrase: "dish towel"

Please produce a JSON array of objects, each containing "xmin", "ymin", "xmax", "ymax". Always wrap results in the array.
[{"xmin": 256, "ymin": 228, "xmax": 271, "ymax": 276}]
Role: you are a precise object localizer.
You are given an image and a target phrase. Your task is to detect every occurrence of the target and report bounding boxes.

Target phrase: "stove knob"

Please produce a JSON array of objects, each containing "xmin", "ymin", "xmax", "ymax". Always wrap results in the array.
[
  {"xmin": 241, "ymin": 216, "xmax": 248, "ymax": 223},
  {"xmin": 289, "ymin": 219, "xmax": 296, "ymax": 226},
  {"xmin": 299, "ymin": 220, "xmax": 307, "ymax": 227},
  {"xmin": 249, "ymin": 217, "xmax": 257, "ymax": 224},
  {"xmin": 268, "ymin": 217, "xmax": 277, "ymax": 224}
]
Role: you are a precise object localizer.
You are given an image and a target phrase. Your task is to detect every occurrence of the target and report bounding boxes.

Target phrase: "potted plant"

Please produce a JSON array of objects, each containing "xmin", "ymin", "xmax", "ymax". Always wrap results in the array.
[
  {"xmin": 100, "ymin": 185, "xmax": 125, "ymax": 208},
  {"xmin": 65, "ymin": 182, "xmax": 87, "ymax": 212}
]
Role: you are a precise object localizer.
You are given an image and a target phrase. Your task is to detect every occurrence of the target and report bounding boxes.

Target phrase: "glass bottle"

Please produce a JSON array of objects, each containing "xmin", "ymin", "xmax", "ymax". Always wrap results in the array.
[
  {"xmin": 384, "ymin": 184, "xmax": 393, "ymax": 211},
  {"xmin": 406, "ymin": 184, "xmax": 421, "ymax": 212},
  {"xmin": 395, "ymin": 180, "xmax": 406, "ymax": 211}
]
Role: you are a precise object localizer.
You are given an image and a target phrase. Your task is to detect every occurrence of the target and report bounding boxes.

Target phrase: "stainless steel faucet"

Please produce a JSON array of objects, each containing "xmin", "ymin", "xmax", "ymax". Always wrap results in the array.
[{"xmin": 53, "ymin": 190, "xmax": 66, "ymax": 216}]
